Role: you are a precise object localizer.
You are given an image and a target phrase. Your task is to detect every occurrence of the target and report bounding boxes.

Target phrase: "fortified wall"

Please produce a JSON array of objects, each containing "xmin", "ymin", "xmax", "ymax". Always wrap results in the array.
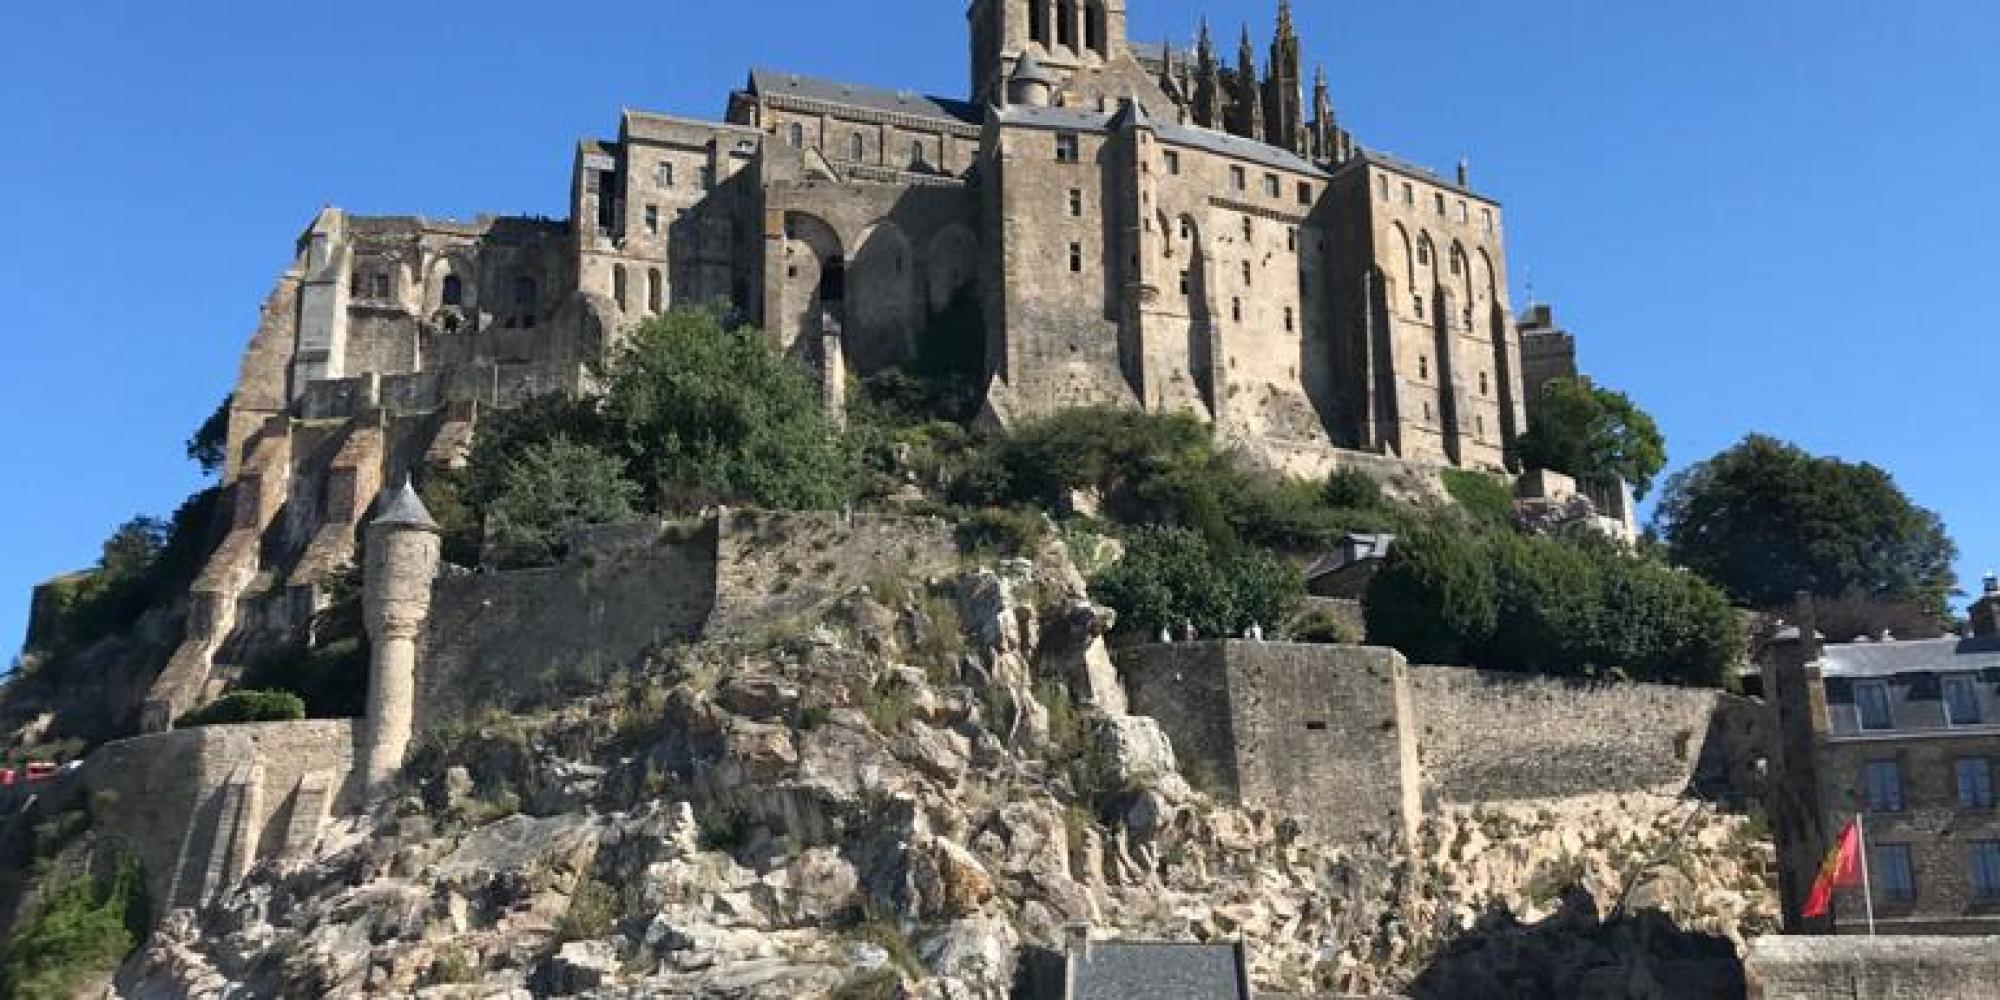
[
  {"xmin": 1121, "ymin": 641, "xmax": 1766, "ymax": 849},
  {"xmin": 1745, "ymin": 935, "xmax": 2000, "ymax": 999}
]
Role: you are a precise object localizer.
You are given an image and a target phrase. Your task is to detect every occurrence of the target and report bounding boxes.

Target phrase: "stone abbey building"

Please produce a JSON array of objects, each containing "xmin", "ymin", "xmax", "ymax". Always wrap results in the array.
[{"xmin": 159, "ymin": 0, "xmax": 1542, "ymax": 728}]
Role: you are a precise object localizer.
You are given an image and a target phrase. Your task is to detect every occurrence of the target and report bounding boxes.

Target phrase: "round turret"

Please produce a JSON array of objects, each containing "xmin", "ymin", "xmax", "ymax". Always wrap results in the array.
[
  {"xmin": 1007, "ymin": 53, "xmax": 1057, "ymax": 108},
  {"xmin": 361, "ymin": 480, "xmax": 441, "ymax": 789}
]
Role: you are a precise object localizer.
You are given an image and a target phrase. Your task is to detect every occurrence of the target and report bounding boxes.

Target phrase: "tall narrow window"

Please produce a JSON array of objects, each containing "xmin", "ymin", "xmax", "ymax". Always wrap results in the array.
[
  {"xmin": 1179, "ymin": 218, "xmax": 1192, "ymax": 240},
  {"xmin": 1417, "ymin": 240, "xmax": 1431, "ymax": 266},
  {"xmin": 644, "ymin": 204, "xmax": 660, "ymax": 235},
  {"xmin": 1056, "ymin": 0, "xmax": 1076, "ymax": 48},
  {"xmin": 1231, "ymin": 298, "xmax": 1242, "ymax": 321},
  {"xmin": 1230, "ymin": 165, "xmax": 1246, "ymax": 191},
  {"xmin": 1402, "ymin": 182, "xmax": 1414, "ymax": 205},
  {"xmin": 1419, "ymin": 355, "xmax": 1430, "ymax": 380},
  {"xmin": 1874, "ymin": 844, "xmax": 1916, "ymax": 903},
  {"xmin": 1241, "ymin": 261, "xmax": 1252, "ymax": 285},
  {"xmin": 1287, "ymin": 228, "xmax": 1298, "ymax": 252},
  {"xmin": 1029, "ymin": 0, "xmax": 1048, "ymax": 44},
  {"xmin": 1283, "ymin": 307, "xmax": 1294, "ymax": 332},
  {"xmin": 1974, "ymin": 842, "xmax": 2000, "ymax": 900},
  {"xmin": 1241, "ymin": 216, "xmax": 1252, "ymax": 240},
  {"xmin": 1479, "ymin": 371, "xmax": 1490, "ymax": 396},
  {"xmin": 1456, "ymin": 200, "xmax": 1469, "ymax": 223},
  {"xmin": 1946, "ymin": 675, "xmax": 1983, "ymax": 726},
  {"xmin": 1377, "ymin": 175, "xmax": 1389, "ymax": 201},
  {"xmin": 1178, "ymin": 270, "xmax": 1190, "ymax": 295},
  {"xmin": 1297, "ymin": 181, "xmax": 1313, "ymax": 205},
  {"xmin": 1865, "ymin": 760, "xmax": 1905, "ymax": 813},
  {"xmin": 1165, "ymin": 150, "xmax": 1180, "ymax": 175},
  {"xmin": 1482, "ymin": 208, "xmax": 1495, "ymax": 232},
  {"xmin": 613, "ymin": 265, "xmax": 628, "ymax": 311},
  {"xmin": 441, "ymin": 274, "xmax": 463, "ymax": 307},
  {"xmin": 1084, "ymin": 1, "xmax": 1105, "ymax": 54},
  {"xmin": 1434, "ymin": 192, "xmax": 1447, "ymax": 215},
  {"xmin": 1263, "ymin": 173, "xmax": 1279, "ymax": 197},
  {"xmin": 850, "ymin": 133, "xmax": 866, "ymax": 161},
  {"xmin": 373, "ymin": 273, "xmax": 391, "ymax": 299},
  {"xmin": 1413, "ymin": 296, "xmax": 1425, "ymax": 320},
  {"xmin": 657, "ymin": 162, "xmax": 676, "ymax": 187},
  {"xmin": 647, "ymin": 269, "xmax": 663, "ymax": 313},
  {"xmin": 1856, "ymin": 681, "xmax": 1894, "ymax": 730},
  {"xmin": 1959, "ymin": 757, "xmax": 1996, "ymax": 810},
  {"xmin": 788, "ymin": 122, "xmax": 805, "ymax": 148},
  {"xmin": 1068, "ymin": 188, "xmax": 1083, "ymax": 217},
  {"xmin": 1068, "ymin": 242, "xmax": 1083, "ymax": 273}
]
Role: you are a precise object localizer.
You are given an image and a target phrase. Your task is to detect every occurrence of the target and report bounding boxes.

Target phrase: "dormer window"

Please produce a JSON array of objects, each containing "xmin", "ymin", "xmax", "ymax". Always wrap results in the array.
[
  {"xmin": 1857, "ymin": 680, "xmax": 1894, "ymax": 731},
  {"xmin": 1946, "ymin": 675, "xmax": 1984, "ymax": 726}
]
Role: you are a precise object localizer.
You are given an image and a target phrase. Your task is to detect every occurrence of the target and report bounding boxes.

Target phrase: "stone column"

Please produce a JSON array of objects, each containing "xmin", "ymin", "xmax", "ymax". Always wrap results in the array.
[{"xmin": 361, "ymin": 481, "xmax": 440, "ymax": 791}]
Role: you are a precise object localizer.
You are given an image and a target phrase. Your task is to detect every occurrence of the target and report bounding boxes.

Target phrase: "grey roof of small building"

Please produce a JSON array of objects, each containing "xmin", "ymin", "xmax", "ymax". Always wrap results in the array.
[
  {"xmin": 1818, "ymin": 636, "xmax": 2000, "ymax": 679},
  {"xmin": 748, "ymin": 69, "xmax": 980, "ymax": 126},
  {"xmin": 1305, "ymin": 533, "xmax": 1396, "ymax": 581},
  {"xmin": 996, "ymin": 104, "xmax": 1328, "ymax": 177},
  {"xmin": 1071, "ymin": 942, "xmax": 1249, "ymax": 1000},
  {"xmin": 372, "ymin": 480, "xmax": 439, "ymax": 531}
]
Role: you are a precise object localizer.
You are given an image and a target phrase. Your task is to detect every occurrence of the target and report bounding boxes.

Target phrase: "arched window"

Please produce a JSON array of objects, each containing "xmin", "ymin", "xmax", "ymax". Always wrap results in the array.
[
  {"xmin": 648, "ymin": 269, "xmax": 663, "ymax": 313},
  {"xmin": 441, "ymin": 274, "xmax": 463, "ymax": 307},
  {"xmin": 850, "ymin": 133, "xmax": 866, "ymax": 161},
  {"xmin": 613, "ymin": 265, "xmax": 628, "ymax": 311}
]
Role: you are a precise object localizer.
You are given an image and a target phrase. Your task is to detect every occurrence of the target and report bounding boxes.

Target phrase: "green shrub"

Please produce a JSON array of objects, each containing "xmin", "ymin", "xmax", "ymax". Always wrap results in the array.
[
  {"xmin": 0, "ymin": 854, "xmax": 148, "ymax": 1000},
  {"xmin": 953, "ymin": 507, "xmax": 1049, "ymax": 557},
  {"xmin": 556, "ymin": 878, "xmax": 618, "ymax": 943},
  {"xmin": 239, "ymin": 637, "xmax": 368, "ymax": 719},
  {"xmin": 1090, "ymin": 527, "xmax": 1301, "ymax": 639},
  {"xmin": 485, "ymin": 434, "xmax": 641, "ymax": 567},
  {"xmin": 1323, "ymin": 468, "xmax": 1387, "ymax": 511},
  {"xmin": 1365, "ymin": 525, "xmax": 1741, "ymax": 686},
  {"xmin": 30, "ymin": 488, "xmax": 221, "ymax": 658},
  {"xmin": 1442, "ymin": 469, "xmax": 1515, "ymax": 528},
  {"xmin": 1288, "ymin": 604, "xmax": 1364, "ymax": 645},
  {"xmin": 174, "ymin": 690, "xmax": 307, "ymax": 729}
]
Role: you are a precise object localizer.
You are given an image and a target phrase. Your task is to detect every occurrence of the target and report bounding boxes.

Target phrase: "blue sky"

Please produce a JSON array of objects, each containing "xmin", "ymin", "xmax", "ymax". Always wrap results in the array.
[{"xmin": 1, "ymin": 0, "xmax": 1994, "ymax": 657}]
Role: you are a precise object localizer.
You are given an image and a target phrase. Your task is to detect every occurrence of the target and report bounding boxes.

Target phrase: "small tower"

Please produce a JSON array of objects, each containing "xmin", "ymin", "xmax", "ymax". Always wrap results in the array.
[
  {"xmin": 1007, "ymin": 51, "xmax": 1059, "ymax": 108},
  {"xmin": 361, "ymin": 480, "xmax": 440, "ymax": 790}
]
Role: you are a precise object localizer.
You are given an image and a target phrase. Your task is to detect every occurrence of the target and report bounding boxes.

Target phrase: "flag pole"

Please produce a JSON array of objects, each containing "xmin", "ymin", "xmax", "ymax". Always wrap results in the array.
[{"xmin": 1856, "ymin": 812, "xmax": 1877, "ymax": 936}]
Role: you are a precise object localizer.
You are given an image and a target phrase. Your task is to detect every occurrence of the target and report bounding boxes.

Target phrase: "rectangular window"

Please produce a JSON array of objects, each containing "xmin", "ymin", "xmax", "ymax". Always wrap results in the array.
[
  {"xmin": 1179, "ymin": 218, "xmax": 1192, "ymax": 240},
  {"xmin": 1056, "ymin": 133, "xmax": 1080, "ymax": 163},
  {"xmin": 1068, "ymin": 242, "xmax": 1083, "ymax": 273},
  {"xmin": 1178, "ymin": 270, "xmax": 1189, "ymax": 295},
  {"xmin": 1456, "ymin": 200, "xmax": 1469, "ymax": 224},
  {"xmin": 1287, "ymin": 227, "xmax": 1298, "ymax": 252},
  {"xmin": 644, "ymin": 204, "xmax": 659, "ymax": 235},
  {"xmin": 1241, "ymin": 261, "xmax": 1252, "ymax": 285},
  {"xmin": 1402, "ymin": 182, "xmax": 1414, "ymax": 205},
  {"xmin": 1263, "ymin": 173, "xmax": 1279, "ymax": 197},
  {"xmin": 1960, "ymin": 757, "xmax": 1996, "ymax": 810},
  {"xmin": 788, "ymin": 122, "xmax": 805, "ymax": 148},
  {"xmin": 372, "ymin": 273, "xmax": 391, "ymax": 299},
  {"xmin": 1068, "ymin": 188, "xmax": 1083, "ymax": 217},
  {"xmin": 1298, "ymin": 181, "xmax": 1312, "ymax": 204},
  {"xmin": 1856, "ymin": 681, "xmax": 1894, "ymax": 730},
  {"xmin": 1482, "ymin": 207, "xmax": 1495, "ymax": 232},
  {"xmin": 1946, "ymin": 674, "xmax": 1983, "ymax": 726},
  {"xmin": 1974, "ymin": 842, "xmax": 2000, "ymax": 900},
  {"xmin": 1284, "ymin": 307, "xmax": 1294, "ymax": 332},
  {"xmin": 658, "ymin": 162, "xmax": 675, "ymax": 188},
  {"xmin": 1865, "ymin": 760, "xmax": 1905, "ymax": 813},
  {"xmin": 1874, "ymin": 844, "xmax": 1916, "ymax": 903},
  {"xmin": 1230, "ymin": 166, "xmax": 1246, "ymax": 191},
  {"xmin": 1434, "ymin": 192, "xmax": 1447, "ymax": 215},
  {"xmin": 1165, "ymin": 150, "xmax": 1180, "ymax": 175},
  {"xmin": 1377, "ymin": 175, "xmax": 1389, "ymax": 201}
]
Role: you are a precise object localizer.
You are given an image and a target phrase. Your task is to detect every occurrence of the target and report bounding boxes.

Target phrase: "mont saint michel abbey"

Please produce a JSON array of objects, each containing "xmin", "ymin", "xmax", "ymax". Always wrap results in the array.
[{"xmin": 258, "ymin": 0, "xmax": 1543, "ymax": 493}]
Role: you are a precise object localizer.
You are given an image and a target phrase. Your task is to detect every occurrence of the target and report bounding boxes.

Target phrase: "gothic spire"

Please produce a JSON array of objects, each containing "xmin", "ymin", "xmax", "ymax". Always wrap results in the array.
[
  {"xmin": 1312, "ymin": 64, "xmax": 1336, "ymax": 160},
  {"xmin": 1193, "ymin": 17, "xmax": 1224, "ymax": 129},
  {"xmin": 1236, "ymin": 25, "xmax": 1264, "ymax": 141}
]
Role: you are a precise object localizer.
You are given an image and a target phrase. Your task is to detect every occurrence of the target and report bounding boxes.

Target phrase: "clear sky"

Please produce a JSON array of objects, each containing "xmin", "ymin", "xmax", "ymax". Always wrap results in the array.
[{"xmin": 2, "ymin": 0, "xmax": 1994, "ymax": 658}]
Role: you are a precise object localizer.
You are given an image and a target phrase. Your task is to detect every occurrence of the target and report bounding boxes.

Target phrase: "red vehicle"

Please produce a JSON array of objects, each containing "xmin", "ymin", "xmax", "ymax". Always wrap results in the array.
[
  {"xmin": 0, "ymin": 769, "xmax": 13, "ymax": 787},
  {"xmin": 24, "ymin": 763, "xmax": 57, "ymax": 782}
]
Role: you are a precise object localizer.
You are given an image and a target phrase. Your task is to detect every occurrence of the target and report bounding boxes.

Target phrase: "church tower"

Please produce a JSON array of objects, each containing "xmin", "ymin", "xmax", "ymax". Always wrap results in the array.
[
  {"xmin": 1265, "ymin": 0, "xmax": 1306, "ymax": 153},
  {"xmin": 970, "ymin": 0, "xmax": 1130, "ymax": 106}
]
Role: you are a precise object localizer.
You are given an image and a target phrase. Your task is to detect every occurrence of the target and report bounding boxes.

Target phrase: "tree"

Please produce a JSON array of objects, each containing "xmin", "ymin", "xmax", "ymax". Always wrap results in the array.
[
  {"xmin": 1090, "ymin": 527, "xmax": 1301, "ymax": 638},
  {"xmin": 1516, "ymin": 377, "xmax": 1667, "ymax": 500},
  {"xmin": 186, "ymin": 396, "xmax": 232, "ymax": 478},
  {"xmin": 486, "ymin": 435, "xmax": 642, "ymax": 567},
  {"xmin": 1653, "ymin": 435, "xmax": 1958, "ymax": 616},
  {"xmin": 605, "ymin": 308, "xmax": 857, "ymax": 511}
]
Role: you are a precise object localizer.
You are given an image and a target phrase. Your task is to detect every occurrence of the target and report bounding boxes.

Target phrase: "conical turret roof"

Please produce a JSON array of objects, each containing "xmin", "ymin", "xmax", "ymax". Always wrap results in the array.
[{"xmin": 372, "ymin": 479, "xmax": 439, "ymax": 532}]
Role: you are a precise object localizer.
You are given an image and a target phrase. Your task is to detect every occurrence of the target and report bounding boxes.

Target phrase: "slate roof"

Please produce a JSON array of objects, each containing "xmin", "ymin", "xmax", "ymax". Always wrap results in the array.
[
  {"xmin": 1071, "ymin": 942, "xmax": 1250, "ymax": 1000},
  {"xmin": 996, "ymin": 103, "xmax": 1329, "ymax": 177},
  {"xmin": 748, "ymin": 69, "xmax": 981, "ymax": 127},
  {"xmin": 372, "ymin": 480, "xmax": 439, "ymax": 531},
  {"xmin": 1818, "ymin": 636, "xmax": 2000, "ymax": 679},
  {"xmin": 1305, "ymin": 533, "xmax": 1397, "ymax": 582}
]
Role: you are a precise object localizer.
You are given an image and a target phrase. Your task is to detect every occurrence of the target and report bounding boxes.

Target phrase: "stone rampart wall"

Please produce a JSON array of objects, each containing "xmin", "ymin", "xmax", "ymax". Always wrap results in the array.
[
  {"xmin": 1407, "ymin": 666, "xmax": 1728, "ymax": 804},
  {"xmin": 84, "ymin": 720, "xmax": 360, "ymax": 911},
  {"xmin": 417, "ymin": 519, "xmax": 718, "ymax": 734},
  {"xmin": 1746, "ymin": 935, "xmax": 2000, "ymax": 999}
]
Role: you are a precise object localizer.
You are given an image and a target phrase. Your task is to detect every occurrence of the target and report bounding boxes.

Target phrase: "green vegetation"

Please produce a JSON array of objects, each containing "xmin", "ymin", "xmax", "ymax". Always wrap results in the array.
[
  {"xmin": 1092, "ymin": 527, "xmax": 1301, "ymax": 639},
  {"xmin": 556, "ymin": 878, "xmax": 619, "ymax": 943},
  {"xmin": 238, "ymin": 562, "xmax": 369, "ymax": 717},
  {"xmin": 485, "ymin": 435, "xmax": 641, "ymax": 567},
  {"xmin": 1653, "ymin": 434, "xmax": 1958, "ymax": 616},
  {"xmin": 185, "ymin": 396, "xmax": 232, "ymax": 479},
  {"xmin": 174, "ymin": 690, "xmax": 307, "ymax": 728},
  {"xmin": 0, "ymin": 855, "xmax": 149, "ymax": 1000},
  {"xmin": 1516, "ymin": 377, "xmax": 1668, "ymax": 499},
  {"xmin": 1441, "ymin": 469, "xmax": 1515, "ymax": 529},
  {"xmin": 29, "ymin": 488, "xmax": 221, "ymax": 659},
  {"xmin": 1365, "ymin": 526, "xmax": 1741, "ymax": 686}
]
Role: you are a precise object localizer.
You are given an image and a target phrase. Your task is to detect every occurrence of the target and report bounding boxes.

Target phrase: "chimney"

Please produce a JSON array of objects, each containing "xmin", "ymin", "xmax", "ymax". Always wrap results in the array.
[{"xmin": 1972, "ymin": 572, "xmax": 2000, "ymax": 638}]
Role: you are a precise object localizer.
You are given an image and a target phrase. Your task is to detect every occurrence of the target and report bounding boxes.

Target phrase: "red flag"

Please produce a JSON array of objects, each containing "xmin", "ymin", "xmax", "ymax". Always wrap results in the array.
[{"xmin": 1803, "ymin": 819, "xmax": 1863, "ymax": 918}]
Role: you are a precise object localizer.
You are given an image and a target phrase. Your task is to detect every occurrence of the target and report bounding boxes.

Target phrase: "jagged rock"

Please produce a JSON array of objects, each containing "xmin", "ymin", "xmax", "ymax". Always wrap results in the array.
[
  {"xmin": 956, "ymin": 570, "xmax": 1021, "ymax": 655},
  {"xmin": 1092, "ymin": 715, "xmax": 1177, "ymax": 791},
  {"xmin": 899, "ymin": 720, "xmax": 971, "ymax": 785},
  {"xmin": 716, "ymin": 676, "xmax": 801, "ymax": 720},
  {"xmin": 914, "ymin": 836, "xmax": 996, "ymax": 918},
  {"xmin": 535, "ymin": 940, "xmax": 619, "ymax": 996},
  {"xmin": 918, "ymin": 912, "xmax": 1018, "ymax": 994}
]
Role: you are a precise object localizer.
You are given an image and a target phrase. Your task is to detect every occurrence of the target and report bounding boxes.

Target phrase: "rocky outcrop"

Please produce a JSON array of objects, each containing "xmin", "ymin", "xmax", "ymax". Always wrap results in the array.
[{"xmin": 115, "ymin": 540, "xmax": 1776, "ymax": 999}]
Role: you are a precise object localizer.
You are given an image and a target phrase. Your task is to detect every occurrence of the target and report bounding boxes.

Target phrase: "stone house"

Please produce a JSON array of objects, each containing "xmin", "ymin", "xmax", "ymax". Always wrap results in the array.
[{"xmin": 1764, "ymin": 576, "xmax": 2000, "ymax": 935}]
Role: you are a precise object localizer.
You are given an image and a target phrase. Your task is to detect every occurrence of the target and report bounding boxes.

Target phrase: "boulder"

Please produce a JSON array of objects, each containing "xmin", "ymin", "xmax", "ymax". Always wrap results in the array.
[
  {"xmin": 535, "ymin": 939, "xmax": 619, "ymax": 996},
  {"xmin": 1092, "ymin": 715, "xmax": 1178, "ymax": 791}
]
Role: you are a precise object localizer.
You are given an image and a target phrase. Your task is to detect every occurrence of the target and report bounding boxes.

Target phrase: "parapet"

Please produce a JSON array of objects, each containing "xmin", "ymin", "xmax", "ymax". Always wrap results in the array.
[{"xmin": 1746, "ymin": 934, "xmax": 2000, "ymax": 999}]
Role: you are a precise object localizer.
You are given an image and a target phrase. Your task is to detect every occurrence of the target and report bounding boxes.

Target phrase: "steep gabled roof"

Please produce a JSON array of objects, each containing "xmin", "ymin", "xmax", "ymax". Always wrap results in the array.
[{"xmin": 747, "ymin": 69, "xmax": 980, "ymax": 128}]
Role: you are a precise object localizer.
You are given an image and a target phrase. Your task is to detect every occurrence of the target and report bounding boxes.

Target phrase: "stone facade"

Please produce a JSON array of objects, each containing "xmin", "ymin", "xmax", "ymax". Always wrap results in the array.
[
  {"xmin": 1763, "ymin": 611, "xmax": 2000, "ymax": 936},
  {"xmin": 1120, "ymin": 641, "xmax": 1765, "ymax": 850}
]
